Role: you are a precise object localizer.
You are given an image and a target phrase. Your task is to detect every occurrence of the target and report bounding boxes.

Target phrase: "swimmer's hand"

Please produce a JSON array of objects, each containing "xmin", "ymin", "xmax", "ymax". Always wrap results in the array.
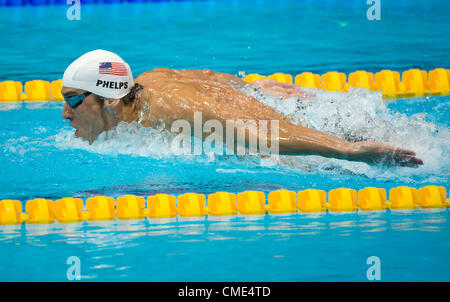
[
  {"xmin": 348, "ymin": 141, "xmax": 423, "ymax": 167},
  {"xmin": 251, "ymin": 79, "xmax": 315, "ymax": 99}
]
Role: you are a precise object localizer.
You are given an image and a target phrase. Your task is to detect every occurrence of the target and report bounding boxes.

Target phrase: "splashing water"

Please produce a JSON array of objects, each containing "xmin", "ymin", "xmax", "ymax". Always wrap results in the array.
[{"xmin": 239, "ymin": 84, "xmax": 449, "ymax": 182}]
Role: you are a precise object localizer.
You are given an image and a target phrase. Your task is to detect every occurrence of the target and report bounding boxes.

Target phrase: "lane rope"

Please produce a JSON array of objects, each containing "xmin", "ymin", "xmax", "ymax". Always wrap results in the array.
[
  {"xmin": 0, "ymin": 185, "xmax": 448, "ymax": 224},
  {"xmin": 1, "ymin": 68, "xmax": 449, "ymax": 103}
]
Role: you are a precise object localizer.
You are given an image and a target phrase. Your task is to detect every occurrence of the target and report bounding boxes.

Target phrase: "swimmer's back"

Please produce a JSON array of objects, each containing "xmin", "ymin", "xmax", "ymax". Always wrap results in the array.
[{"xmin": 132, "ymin": 67, "xmax": 294, "ymax": 127}]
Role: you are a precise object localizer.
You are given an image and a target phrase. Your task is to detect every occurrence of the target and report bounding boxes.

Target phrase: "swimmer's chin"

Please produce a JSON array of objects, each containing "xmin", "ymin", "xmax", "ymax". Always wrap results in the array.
[{"xmin": 74, "ymin": 130, "xmax": 98, "ymax": 145}]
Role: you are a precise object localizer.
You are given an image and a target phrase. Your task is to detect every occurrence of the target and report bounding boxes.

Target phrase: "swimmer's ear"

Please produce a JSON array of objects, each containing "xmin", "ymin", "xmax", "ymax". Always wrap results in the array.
[{"xmin": 104, "ymin": 99, "xmax": 122, "ymax": 108}]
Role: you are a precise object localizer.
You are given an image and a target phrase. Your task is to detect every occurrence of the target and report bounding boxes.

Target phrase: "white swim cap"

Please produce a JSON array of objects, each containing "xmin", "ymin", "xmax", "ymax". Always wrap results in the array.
[{"xmin": 62, "ymin": 49, "xmax": 134, "ymax": 99}]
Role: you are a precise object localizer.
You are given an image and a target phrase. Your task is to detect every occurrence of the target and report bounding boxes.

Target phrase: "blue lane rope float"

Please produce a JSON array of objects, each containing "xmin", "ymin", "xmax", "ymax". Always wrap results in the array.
[
  {"xmin": 1, "ymin": 68, "xmax": 449, "ymax": 103},
  {"xmin": 0, "ymin": 186, "xmax": 448, "ymax": 225}
]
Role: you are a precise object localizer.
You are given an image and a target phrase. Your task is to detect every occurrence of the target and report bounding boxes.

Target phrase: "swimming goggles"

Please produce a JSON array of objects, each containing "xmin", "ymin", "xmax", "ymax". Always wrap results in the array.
[{"xmin": 64, "ymin": 91, "xmax": 92, "ymax": 109}]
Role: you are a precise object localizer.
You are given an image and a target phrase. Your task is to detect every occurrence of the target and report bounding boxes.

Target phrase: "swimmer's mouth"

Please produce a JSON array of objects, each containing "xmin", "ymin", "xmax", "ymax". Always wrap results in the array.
[{"xmin": 69, "ymin": 121, "xmax": 80, "ymax": 137}]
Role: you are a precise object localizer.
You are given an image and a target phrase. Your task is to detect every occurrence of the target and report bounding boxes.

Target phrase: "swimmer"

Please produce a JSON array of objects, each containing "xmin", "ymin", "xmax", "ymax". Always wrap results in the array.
[{"xmin": 61, "ymin": 50, "xmax": 423, "ymax": 167}]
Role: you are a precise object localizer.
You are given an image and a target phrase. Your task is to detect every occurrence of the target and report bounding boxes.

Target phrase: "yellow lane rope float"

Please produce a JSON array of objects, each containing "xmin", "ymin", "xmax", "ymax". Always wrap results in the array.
[
  {"xmin": 0, "ymin": 68, "xmax": 449, "ymax": 103},
  {"xmin": 244, "ymin": 68, "xmax": 450, "ymax": 99},
  {"xmin": 0, "ymin": 185, "xmax": 448, "ymax": 225}
]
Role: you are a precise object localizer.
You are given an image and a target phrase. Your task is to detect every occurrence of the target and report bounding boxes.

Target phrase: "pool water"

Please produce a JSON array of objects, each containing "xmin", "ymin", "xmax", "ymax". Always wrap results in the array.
[
  {"xmin": 0, "ymin": 0, "xmax": 449, "ymax": 281},
  {"xmin": 1, "ymin": 210, "xmax": 449, "ymax": 281}
]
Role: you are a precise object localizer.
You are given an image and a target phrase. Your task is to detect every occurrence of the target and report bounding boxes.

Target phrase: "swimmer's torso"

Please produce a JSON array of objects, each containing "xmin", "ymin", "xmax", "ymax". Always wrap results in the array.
[
  {"xmin": 104, "ymin": 68, "xmax": 424, "ymax": 166},
  {"xmin": 126, "ymin": 68, "xmax": 293, "ymax": 129}
]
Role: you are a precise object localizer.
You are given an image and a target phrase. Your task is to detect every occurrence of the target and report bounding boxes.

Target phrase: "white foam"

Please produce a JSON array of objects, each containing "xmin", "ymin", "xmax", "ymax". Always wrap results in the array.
[
  {"xmin": 53, "ymin": 122, "xmax": 180, "ymax": 159},
  {"xmin": 239, "ymin": 84, "xmax": 449, "ymax": 181},
  {"xmin": 50, "ymin": 122, "xmax": 260, "ymax": 168}
]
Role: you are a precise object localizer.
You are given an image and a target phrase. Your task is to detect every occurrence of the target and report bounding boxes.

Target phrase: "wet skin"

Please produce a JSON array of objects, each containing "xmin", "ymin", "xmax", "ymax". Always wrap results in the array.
[{"xmin": 62, "ymin": 68, "xmax": 423, "ymax": 167}]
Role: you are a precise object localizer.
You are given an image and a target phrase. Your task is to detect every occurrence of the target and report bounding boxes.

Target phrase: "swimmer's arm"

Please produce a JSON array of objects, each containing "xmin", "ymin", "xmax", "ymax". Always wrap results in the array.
[
  {"xmin": 277, "ymin": 123, "xmax": 423, "ymax": 167},
  {"xmin": 250, "ymin": 79, "xmax": 314, "ymax": 99},
  {"xmin": 277, "ymin": 123, "xmax": 353, "ymax": 159}
]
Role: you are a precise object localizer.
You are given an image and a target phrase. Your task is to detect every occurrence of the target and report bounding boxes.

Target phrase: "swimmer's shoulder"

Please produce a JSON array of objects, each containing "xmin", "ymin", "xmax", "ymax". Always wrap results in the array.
[
  {"xmin": 135, "ymin": 68, "xmax": 177, "ymax": 81},
  {"xmin": 134, "ymin": 68, "xmax": 180, "ymax": 90},
  {"xmin": 135, "ymin": 67, "xmax": 246, "ymax": 88},
  {"xmin": 134, "ymin": 68, "xmax": 192, "ymax": 98}
]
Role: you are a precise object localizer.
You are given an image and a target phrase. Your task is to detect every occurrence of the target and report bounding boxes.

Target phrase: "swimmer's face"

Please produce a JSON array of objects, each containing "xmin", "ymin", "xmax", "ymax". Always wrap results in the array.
[{"xmin": 61, "ymin": 86, "xmax": 107, "ymax": 144}]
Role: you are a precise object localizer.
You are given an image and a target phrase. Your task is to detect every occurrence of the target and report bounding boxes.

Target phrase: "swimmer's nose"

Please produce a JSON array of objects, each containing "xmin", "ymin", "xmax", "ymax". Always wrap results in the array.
[{"xmin": 62, "ymin": 102, "xmax": 74, "ymax": 120}]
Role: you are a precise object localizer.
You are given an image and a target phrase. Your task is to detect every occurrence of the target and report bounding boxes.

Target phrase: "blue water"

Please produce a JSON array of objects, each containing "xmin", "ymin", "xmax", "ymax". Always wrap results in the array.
[
  {"xmin": 1, "ymin": 210, "xmax": 449, "ymax": 281},
  {"xmin": 0, "ymin": 0, "xmax": 449, "ymax": 281}
]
